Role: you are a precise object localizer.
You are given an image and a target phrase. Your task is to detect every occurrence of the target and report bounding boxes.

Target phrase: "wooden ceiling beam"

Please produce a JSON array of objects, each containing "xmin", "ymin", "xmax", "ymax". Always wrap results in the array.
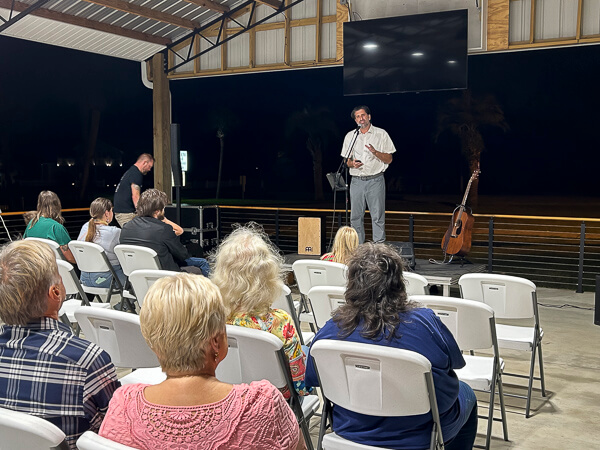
[
  {"xmin": 0, "ymin": 0, "xmax": 171, "ymax": 45},
  {"xmin": 182, "ymin": 0, "xmax": 229, "ymax": 14},
  {"xmin": 80, "ymin": 0, "xmax": 199, "ymax": 29}
]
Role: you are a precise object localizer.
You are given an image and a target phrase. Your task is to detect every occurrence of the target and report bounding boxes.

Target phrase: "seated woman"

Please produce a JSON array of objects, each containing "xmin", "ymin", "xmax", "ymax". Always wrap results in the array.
[
  {"xmin": 23, "ymin": 190, "xmax": 76, "ymax": 263},
  {"xmin": 99, "ymin": 273, "xmax": 305, "ymax": 450},
  {"xmin": 77, "ymin": 197, "xmax": 126, "ymax": 288},
  {"xmin": 211, "ymin": 225, "xmax": 311, "ymax": 398},
  {"xmin": 306, "ymin": 243, "xmax": 478, "ymax": 450},
  {"xmin": 320, "ymin": 226, "xmax": 359, "ymax": 264}
]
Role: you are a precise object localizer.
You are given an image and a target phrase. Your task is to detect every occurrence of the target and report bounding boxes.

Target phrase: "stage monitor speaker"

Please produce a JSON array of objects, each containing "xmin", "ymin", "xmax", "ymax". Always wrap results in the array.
[
  {"xmin": 170, "ymin": 123, "xmax": 183, "ymax": 187},
  {"xmin": 389, "ymin": 241, "xmax": 416, "ymax": 270},
  {"xmin": 298, "ymin": 217, "xmax": 324, "ymax": 255}
]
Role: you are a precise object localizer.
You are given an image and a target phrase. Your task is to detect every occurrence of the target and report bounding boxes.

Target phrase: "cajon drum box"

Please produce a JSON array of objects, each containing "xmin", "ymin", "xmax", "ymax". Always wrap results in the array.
[{"xmin": 298, "ymin": 217, "xmax": 322, "ymax": 255}]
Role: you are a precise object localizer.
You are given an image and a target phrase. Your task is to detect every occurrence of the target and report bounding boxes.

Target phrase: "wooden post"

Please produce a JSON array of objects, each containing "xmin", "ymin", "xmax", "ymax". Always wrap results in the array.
[{"xmin": 151, "ymin": 53, "xmax": 172, "ymax": 202}]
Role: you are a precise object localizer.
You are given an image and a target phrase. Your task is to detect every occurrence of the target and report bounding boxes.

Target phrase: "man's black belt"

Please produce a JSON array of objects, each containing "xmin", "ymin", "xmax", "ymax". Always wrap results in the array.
[{"xmin": 353, "ymin": 173, "xmax": 384, "ymax": 181}]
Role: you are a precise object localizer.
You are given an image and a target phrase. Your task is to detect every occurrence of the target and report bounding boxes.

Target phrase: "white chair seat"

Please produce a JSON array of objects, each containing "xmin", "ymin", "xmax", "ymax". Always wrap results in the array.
[
  {"xmin": 60, "ymin": 300, "xmax": 111, "ymax": 322},
  {"xmin": 496, "ymin": 324, "xmax": 543, "ymax": 351},
  {"xmin": 301, "ymin": 394, "xmax": 321, "ymax": 417},
  {"xmin": 301, "ymin": 331, "xmax": 315, "ymax": 345},
  {"xmin": 300, "ymin": 312, "xmax": 315, "ymax": 323},
  {"xmin": 0, "ymin": 407, "xmax": 67, "ymax": 449},
  {"xmin": 119, "ymin": 367, "xmax": 167, "ymax": 385},
  {"xmin": 323, "ymin": 432, "xmax": 394, "ymax": 450},
  {"xmin": 456, "ymin": 355, "xmax": 505, "ymax": 392}
]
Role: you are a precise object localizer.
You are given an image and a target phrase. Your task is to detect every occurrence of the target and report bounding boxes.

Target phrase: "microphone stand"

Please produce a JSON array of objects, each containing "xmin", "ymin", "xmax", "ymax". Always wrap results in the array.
[{"xmin": 338, "ymin": 127, "xmax": 360, "ymax": 225}]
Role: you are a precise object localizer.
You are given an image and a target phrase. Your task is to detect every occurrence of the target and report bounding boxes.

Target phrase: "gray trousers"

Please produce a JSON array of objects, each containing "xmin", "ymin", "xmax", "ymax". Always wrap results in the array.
[{"xmin": 350, "ymin": 174, "xmax": 386, "ymax": 244}]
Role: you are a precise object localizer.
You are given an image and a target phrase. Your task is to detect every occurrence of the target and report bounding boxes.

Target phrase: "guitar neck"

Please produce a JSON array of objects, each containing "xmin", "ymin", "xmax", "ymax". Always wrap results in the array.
[{"xmin": 460, "ymin": 177, "xmax": 474, "ymax": 207}]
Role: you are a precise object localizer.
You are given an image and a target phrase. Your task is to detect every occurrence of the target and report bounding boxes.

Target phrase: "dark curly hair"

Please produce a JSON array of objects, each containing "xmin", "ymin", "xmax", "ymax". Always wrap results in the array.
[{"xmin": 333, "ymin": 242, "xmax": 416, "ymax": 340}]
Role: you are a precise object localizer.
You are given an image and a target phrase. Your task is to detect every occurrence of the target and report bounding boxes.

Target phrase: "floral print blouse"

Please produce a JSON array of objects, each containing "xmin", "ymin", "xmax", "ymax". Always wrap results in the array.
[{"xmin": 227, "ymin": 309, "xmax": 311, "ymax": 398}]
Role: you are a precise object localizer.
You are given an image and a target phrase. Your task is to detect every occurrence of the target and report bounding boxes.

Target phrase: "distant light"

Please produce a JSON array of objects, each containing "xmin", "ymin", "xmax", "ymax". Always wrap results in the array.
[
  {"xmin": 106, "ymin": 163, "xmax": 112, "ymax": 167},
  {"xmin": 71, "ymin": 183, "xmax": 75, "ymax": 186},
  {"xmin": 56, "ymin": 163, "xmax": 60, "ymax": 167},
  {"xmin": 114, "ymin": 184, "xmax": 117, "ymax": 187},
  {"xmin": 448, "ymin": 60, "xmax": 457, "ymax": 64},
  {"xmin": 412, "ymin": 52, "xmax": 424, "ymax": 57},
  {"xmin": 119, "ymin": 163, "xmax": 123, "ymax": 167},
  {"xmin": 363, "ymin": 43, "xmax": 378, "ymax": 49}
]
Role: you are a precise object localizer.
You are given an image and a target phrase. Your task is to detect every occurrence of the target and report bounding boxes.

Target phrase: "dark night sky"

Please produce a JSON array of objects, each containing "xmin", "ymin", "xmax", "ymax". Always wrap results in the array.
[{"xmin": 1, "ymin": 34, "xmax": 600, "ymax": 210}]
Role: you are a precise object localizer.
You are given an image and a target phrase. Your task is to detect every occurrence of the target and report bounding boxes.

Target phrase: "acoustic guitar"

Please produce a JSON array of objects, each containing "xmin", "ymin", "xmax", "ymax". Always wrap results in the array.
[{"xmin": 441, "ymin": 168, "xmax": 481, "ymax": 257}]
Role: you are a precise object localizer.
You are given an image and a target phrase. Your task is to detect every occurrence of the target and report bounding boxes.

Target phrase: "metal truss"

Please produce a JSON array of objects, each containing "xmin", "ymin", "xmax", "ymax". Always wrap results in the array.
[
  {"xmin": 163, "ymin": 0, "xmax": 306, "ymax": 74},
  {"xmin": 0, "ymin": 0, "xmax": 51, "ymax": 33}
]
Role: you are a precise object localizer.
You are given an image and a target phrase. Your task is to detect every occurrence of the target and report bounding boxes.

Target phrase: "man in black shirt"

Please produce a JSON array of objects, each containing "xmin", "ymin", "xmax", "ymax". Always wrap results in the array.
[
  {"xmin": 119, "ymin": 189, "xmax": 209, "ymax": 276},
  {"xmin": 114, "ymin": 153, "xmax": 154, "ymax": 227}
]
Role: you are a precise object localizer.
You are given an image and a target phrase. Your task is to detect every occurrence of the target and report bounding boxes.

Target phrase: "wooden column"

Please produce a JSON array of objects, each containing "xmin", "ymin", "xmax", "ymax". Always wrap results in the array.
[
  {"xmin": 151, "ymin": 53, "xmax": 172, "ymax": 202},
  {"xmin": 336, "ymin": 0, "xmax": 348, "ymax": 62},
  {"xmin": 487, "ymin": 0, "xmax": 510, "ymax": 51}
]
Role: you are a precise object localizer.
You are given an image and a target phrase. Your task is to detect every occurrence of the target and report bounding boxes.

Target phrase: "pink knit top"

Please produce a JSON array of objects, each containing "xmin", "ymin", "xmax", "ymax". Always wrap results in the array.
[{"xmin": 99, "ymin": 380, "xmax": 300, "ymax": 449}]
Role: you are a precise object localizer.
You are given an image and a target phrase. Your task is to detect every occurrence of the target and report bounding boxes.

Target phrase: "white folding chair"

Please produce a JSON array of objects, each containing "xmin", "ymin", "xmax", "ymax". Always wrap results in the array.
[
  {"xmin": 403, "ymin": 272, "xmax": 430, "ymax": 295},
  {"xmin": 216, "ymin": 325, "xmax": 320, "ymax": 450},
  {"xmin": 114, "ymin": 244, "xmax": 162, "ymax": 311},
  {"xmin": 271, "ymin": 285, "xmax": 314, "ymax": 345},
  {"xmin": 306, "ymin": 286, "xmax": 346, "ymax": 329},
  {"xmin": 0, "ymin": 407, "xmax": 67, "ymax": 450},
  {"xmin": 77, "ymin": 431, "xmax": 137, "ymax": 450},
  {"xmin": 24, "ymin": 237, "xmax": 64, "ymax": 260},
  {"xmin": 68, "ymin": 241, "xmax": 124, "ymax": 305},
  {"xmin": 73, "ymin": 306, "xmax": 166, "ymax": 386},
  {"xmin": 57, "ymin": 259, "xmax": 110, "ymax": 336},
  {"xmin": 292, "ymin": 260, "xmax": 347, "ymax": 329},
  {"xmin": 412, "ymin": 295, "xmax": 508, "ymax": 450},
  {"xmin": 459, "ymin": 273, "xmax": 546, "ymax": 418},
  {"xmin": 310, "ymin": 340, "xmax": 444, "ymax": 450},
  {"xmin": 128, "ymin": 269, "xmax": 179, "ymax": 307}
]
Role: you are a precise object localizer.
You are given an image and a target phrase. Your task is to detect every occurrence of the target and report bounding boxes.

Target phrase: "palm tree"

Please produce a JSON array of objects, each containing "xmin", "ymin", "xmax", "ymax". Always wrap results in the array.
[
  {"xmin": 285, "ymin": 106, "xmax": 339, "ymax": 201},
  {"xmin": 434, "ymin": 90, "xmax": 509, "ymax": 207},
  {"xmin": 209, "ymin": 108, "xmax": 238, "ymax": 199}
]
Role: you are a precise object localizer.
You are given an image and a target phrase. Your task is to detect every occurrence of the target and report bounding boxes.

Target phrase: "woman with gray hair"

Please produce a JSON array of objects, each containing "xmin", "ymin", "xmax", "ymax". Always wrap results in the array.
[
  {"xmin": 306, "ymin": 242, "xmax": 478, "ymax": 450},
  {"xmin": 211, "ymin": 224, "xmax": 311, "ymax": 398},
  {"xmin": 99, "ymin": 273, "xmax": 305, "ymax": 450}
]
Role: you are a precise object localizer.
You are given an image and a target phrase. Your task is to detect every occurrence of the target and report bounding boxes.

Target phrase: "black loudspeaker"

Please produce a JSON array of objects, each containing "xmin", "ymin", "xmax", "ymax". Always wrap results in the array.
[
  {"xmin": 170, "ymin": 123, "xmax": 183, "ymax": 187},
  {"xmin": 389, "ymin": 241, "xmax": 416, "ymax": 270}
]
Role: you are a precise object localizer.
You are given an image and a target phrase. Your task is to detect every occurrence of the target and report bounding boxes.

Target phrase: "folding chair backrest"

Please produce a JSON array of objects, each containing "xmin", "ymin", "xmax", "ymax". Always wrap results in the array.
[
  {"xmin": 113, "ymin": 244, "xmax": 161, "ymax": 277},
  {"xmin": 0, "ymin": 407, "xmax": 67, "ymax": 450},
  {"xmin": 73, "ymin": 307, "xmax": 159, "ymax": 368},
  {"xmin": 68, "ymin": 241, "xmax": 112, "ymax": 273},
  {"xmin": 411, "ymin": 295, "xmax": 496, "ymax": 351},
  {"xmin": 292, "ymin": 260, "xmax": 347, "ymax": 296},
  {"xmin": 307, "ymin": 286, "xmax": 346, "ymax": 329},
  {"xmin": 459, "ymin": 273, "xmax": 536, "ymax": 320},
  {"xmin": 57, "ymin": 259, "xmax": 89, "ymax": 303},
  {"xmin": 24, "ymin": 237, "xmax": 63, "ymax": 260},
  {"xmin": 310, "ymin": 340, "xmax": 437, "ymax": 417},
  {"xmin": 128, "ymin": 269, "xmax": 179, "ymax": 307},
  {"xmin": 216, "ymin": 325, "xmax": 288, "ymax": 390},
  {"xmin": 403, "ymin": 272, "xmax": 430, "ymax": 296},
  {"xmin": 77, "ymin": 431, "xmax": 137, "ymax": 450},
  {"xmin": 270, "ymin": 285, "xmax": 294, "ymax": 316}
]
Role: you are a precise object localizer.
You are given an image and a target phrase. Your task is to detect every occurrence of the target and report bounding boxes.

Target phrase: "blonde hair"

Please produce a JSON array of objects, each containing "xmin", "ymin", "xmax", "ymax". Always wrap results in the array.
[
  {"xmin": 85, "ymin": 197, "xmax": 113, "ymax": 242},
  {"xmin": 0, "ymin": 240, "xmax": 58, "ymax": 325},
  {"xmin": 29, "ymin": 190, "xmax": 64, "ymax": 228},
  {"xmin": 140, "ymin": 273, "xmax": 225, "ymax": 373},
  {"xmin": 211, "ymin": 224, "xmax": 284, "ymax": 318},
  {"xmin": 330, "ymin": 226, "xmax": 359, "ymax": 264}
]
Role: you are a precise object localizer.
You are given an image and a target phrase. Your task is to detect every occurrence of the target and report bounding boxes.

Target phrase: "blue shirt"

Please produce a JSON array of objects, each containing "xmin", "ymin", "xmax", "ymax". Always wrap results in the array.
[
  {"xmin": 0, "ymin": 318, "xmax": 120, "ymax": 449},
  {"xmin": 305, "ymin": 307, "xmax": 465, "ymax": 450}
]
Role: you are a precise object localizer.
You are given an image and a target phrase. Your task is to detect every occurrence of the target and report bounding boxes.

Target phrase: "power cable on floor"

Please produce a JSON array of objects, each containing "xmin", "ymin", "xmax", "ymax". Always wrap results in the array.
[{"xmin": 538, "ymin": 303, "xmax": 594, "ymax": 311}]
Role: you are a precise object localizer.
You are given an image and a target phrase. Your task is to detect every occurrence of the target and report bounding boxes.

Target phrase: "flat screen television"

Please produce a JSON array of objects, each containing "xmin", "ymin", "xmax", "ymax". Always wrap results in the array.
[{"xmin": 343, "ymin": 10, "xmax": 468, "ymax": 96}]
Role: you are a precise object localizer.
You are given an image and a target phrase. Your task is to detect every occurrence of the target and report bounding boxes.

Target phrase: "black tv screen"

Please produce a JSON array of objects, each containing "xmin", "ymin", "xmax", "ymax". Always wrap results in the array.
[{"xmin": 343, "ymin": 10, "xmax": 468, "ymax": 96}]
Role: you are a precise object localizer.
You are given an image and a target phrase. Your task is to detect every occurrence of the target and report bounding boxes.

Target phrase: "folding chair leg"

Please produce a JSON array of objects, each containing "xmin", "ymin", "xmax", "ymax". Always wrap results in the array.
[
  {"xmin": 497, "ymin": 374, "xmax": 509, "ymax": 441},
  {"xmin": 316, "ymin": 402, "xmax": 331, "ymax": 450},
  {"xmin": 484, "ymin": 383, "xmax": 496, "ymax": 450},
  {"xmin": 525, "ymin": 345, "xmax": 537, "ymax": 418},
  {"xmin": 300, "ymin": 419, "xmax": 314, "ymax": 450},
  {"xmin": 537, "ymin": 342, "xmax": 547, "ymax": 397}
]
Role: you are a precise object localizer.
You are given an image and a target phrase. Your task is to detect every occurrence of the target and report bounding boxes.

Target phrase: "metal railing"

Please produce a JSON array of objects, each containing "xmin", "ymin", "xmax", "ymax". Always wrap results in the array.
[
  {"xmin": 219, "ymin": 206, "xmax": 600, "ymax": 292},
  {"xmin": 2, "ymin": 205, "xmax": 597, "ymax": 292}
]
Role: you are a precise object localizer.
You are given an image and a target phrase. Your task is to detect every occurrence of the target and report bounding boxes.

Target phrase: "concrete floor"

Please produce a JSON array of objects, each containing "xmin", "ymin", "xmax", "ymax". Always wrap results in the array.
[{"xmin": 305, "ymin": 287, "xmax": 600, "ymax": 449}]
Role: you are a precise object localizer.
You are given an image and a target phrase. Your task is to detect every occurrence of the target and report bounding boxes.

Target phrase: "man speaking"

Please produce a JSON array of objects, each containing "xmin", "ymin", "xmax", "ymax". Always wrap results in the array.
[{"xmin": 342, "ymin": 105, "xmax": 396, "ymax": 244}]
